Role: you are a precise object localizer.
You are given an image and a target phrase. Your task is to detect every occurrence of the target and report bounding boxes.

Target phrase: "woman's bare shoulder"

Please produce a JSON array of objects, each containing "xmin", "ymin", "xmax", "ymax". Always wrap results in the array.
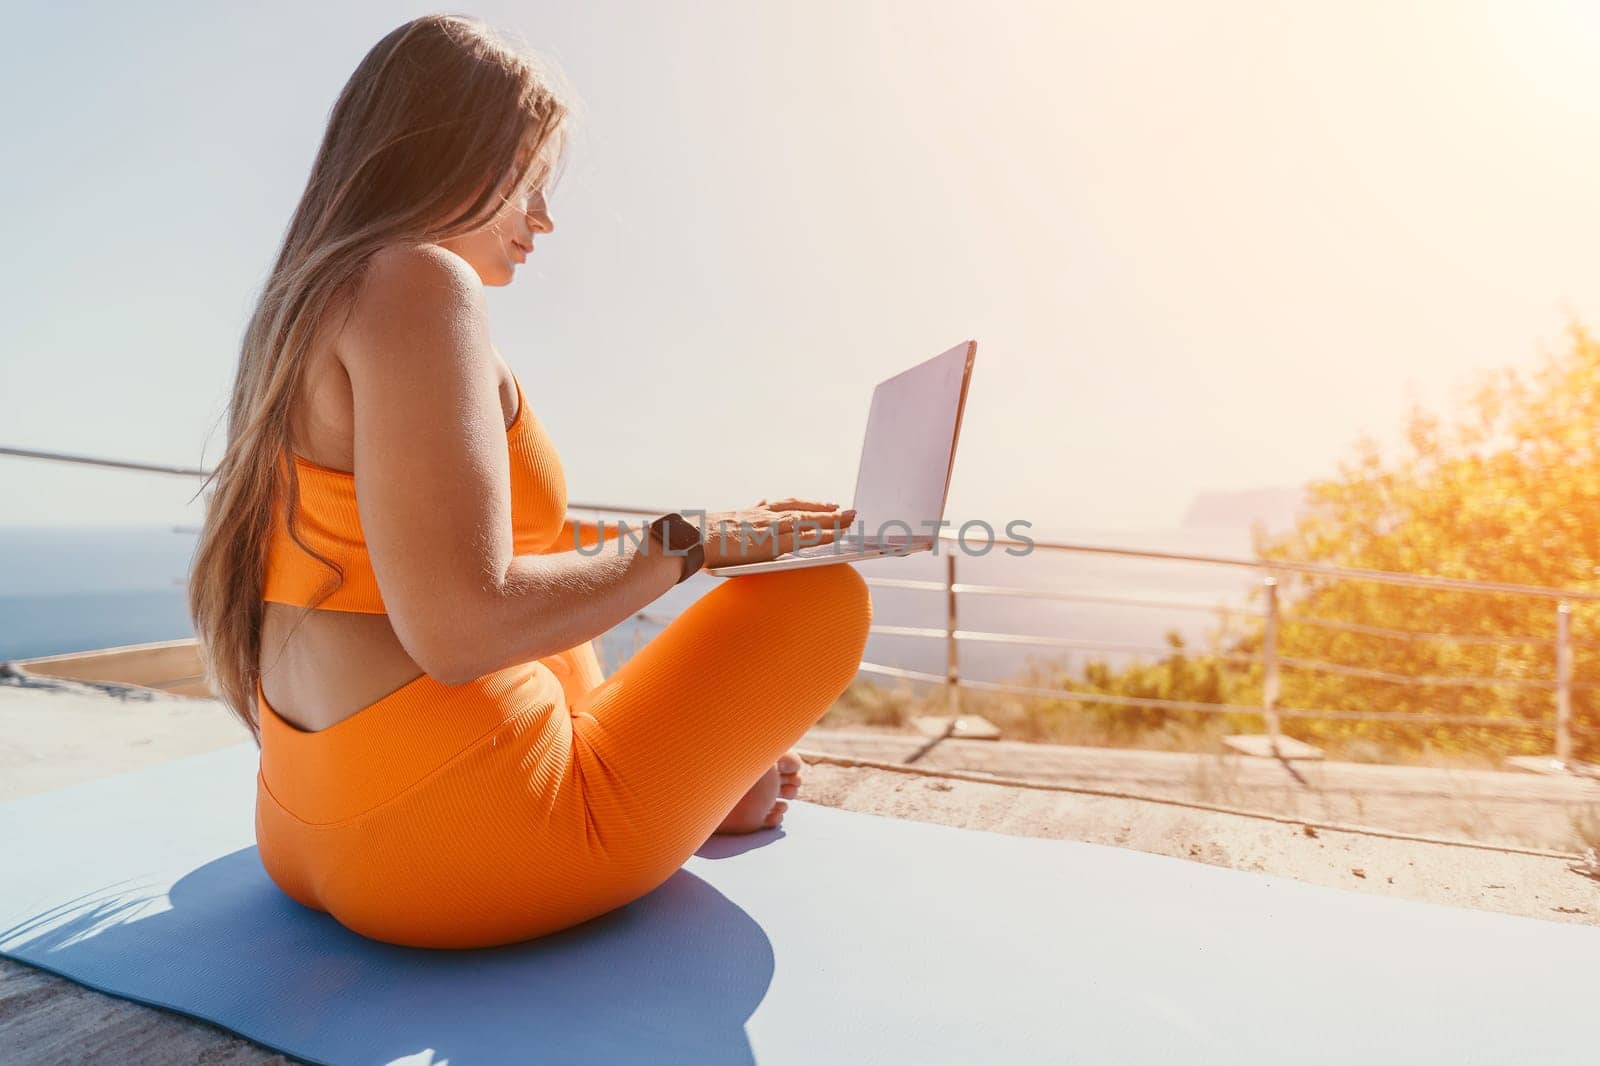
[
  {"xmin": 352, "ymin": 242, "xmax": 483, "ymax": 317},
  {"xmin": 337, "ymin": 243, "xmax": 489, "ymax": 366},
  {"xmin": 366, "ymin": 241, "xmax": 480, "ymax": 287}
]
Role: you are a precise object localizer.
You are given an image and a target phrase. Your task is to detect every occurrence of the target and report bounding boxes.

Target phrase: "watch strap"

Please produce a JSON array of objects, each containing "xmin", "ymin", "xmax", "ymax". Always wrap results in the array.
[{"xmin": 647, "ymin": 512, "xmax": 705, "ymax": 583}]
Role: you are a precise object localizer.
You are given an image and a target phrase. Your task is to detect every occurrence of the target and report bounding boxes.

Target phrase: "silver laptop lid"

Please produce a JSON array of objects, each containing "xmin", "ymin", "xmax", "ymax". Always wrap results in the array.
[{"xmin": 848, "ymin": 340, "xmax": 976, "ymax": 544}]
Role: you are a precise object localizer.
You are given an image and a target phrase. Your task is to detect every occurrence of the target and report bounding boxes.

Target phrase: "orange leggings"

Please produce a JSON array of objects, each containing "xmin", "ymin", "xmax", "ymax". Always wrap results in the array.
[{"xmin": 255, "ymin": 562, "xmax": 873, "ymax": 949}]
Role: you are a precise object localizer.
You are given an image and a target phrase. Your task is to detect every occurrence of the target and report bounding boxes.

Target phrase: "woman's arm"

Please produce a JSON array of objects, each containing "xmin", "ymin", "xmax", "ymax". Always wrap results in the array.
[
  {"xmin": 457, "ymin": 530, "xmax": 681, "ymax": 683},
  {"xmin": 338, "ymin": 243, "xmax": 684, "ymax": 685},
  {"xmin": 524, "ymin": 517, "xmax": 633, "ymax": 688}
]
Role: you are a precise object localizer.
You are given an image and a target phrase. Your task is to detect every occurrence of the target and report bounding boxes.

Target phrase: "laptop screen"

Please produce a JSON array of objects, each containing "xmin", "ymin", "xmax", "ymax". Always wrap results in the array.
[{"xmin": 848, "ymin": 341, "xmax": 974, "ymax": 544}]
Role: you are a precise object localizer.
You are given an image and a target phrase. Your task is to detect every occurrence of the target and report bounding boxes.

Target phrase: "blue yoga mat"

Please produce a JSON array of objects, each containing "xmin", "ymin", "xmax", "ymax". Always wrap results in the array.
[{"xmin": 2, "ymin": 742, "xmax": 1596, "ymax": 1065}]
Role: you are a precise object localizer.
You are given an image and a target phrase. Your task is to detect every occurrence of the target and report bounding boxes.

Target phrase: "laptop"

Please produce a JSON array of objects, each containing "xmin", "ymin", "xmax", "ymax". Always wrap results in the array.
[{"xmin": 707, "ymin": 339, "xmax": 977, "ymax": 577}]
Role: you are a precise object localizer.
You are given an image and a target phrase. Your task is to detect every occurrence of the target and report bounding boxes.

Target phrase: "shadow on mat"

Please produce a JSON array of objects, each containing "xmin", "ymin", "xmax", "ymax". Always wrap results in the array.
[{"xmin": 2, "ymin": 845, "xmax": 781, "ymax": 1065}]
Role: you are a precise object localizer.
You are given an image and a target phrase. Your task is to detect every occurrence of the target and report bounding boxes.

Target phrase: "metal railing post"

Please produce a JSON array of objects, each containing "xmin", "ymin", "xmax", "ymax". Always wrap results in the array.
[
  {"xmin": 1556, "ymin": 601, "xmax": 1573, "ymax": 767},
  {"xmin": 945, "ymin": 552, "xmax": 960, "ymax": 718},
  {"xmin": 1262, "ymin": 576, "xmax": 1282, "ymax": 756},
  {"xmin": 901, "ymin": 551, "xmax": 965, "ymax": 765}
]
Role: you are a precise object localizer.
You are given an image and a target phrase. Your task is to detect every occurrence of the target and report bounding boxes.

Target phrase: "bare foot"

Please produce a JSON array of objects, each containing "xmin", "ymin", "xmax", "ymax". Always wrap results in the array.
[{"xmin": 713, "ymin": 750, "xmax": 804, "ymax": 834}]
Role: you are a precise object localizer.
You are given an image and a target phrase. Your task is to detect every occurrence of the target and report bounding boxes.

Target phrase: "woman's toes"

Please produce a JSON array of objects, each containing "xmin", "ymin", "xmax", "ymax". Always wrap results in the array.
[
  {"xmin": 778, "ymin": 751, "xmax": 803, "ymax": 794},
  {"xmin": 712, "ymin": 755, "xmax": 802, "ymax": 836}
]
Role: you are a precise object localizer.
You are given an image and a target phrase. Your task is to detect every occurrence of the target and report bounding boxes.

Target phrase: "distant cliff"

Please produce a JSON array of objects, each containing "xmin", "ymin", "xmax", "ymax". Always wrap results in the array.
[{"xmin": 1179, "ymin": 487, "xmax": 1303, "ymax": 536}]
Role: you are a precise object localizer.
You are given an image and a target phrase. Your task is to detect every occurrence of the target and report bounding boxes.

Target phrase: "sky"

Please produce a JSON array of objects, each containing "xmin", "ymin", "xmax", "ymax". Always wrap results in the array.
[{"xmin": 3, "ymin": 0, "xmax": 1600, "ymax": 536}]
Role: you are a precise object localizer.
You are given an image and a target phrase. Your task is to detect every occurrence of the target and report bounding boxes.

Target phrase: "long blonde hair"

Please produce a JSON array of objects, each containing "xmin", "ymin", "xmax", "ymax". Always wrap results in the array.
[{"xmin": 188, "ymin": 14, "xmax": 573, "ymax": 742}]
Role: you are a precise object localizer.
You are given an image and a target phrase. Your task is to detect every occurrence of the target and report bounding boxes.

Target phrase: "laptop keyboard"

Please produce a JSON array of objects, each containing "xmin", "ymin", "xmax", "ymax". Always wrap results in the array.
[{"xmin": 788, "ymin": 540, "xmax": 880, "ymax": 559}]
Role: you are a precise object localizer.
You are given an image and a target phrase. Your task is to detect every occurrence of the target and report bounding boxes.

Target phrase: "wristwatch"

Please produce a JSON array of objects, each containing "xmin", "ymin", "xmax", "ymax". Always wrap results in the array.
[{"xmin": 646, "ymin": 511, "xmax": 705, "ymax": 584}]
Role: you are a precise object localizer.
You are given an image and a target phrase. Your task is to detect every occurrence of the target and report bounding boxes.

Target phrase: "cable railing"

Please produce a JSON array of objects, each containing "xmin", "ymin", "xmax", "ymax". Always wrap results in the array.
[
  {"xmin": 5, "ymin": 441, "xmax": 1597, "ymax": 772},
  {"xmin": 939, "ymin": 548, "xmax": 1596, "ymax": 762},
  {"xmin": 639, "ymin": 528, "xmax": 1600, "ymax": 770}
]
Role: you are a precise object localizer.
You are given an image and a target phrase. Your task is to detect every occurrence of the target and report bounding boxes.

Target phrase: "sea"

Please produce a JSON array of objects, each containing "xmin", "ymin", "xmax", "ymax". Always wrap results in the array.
[{"xmin": 0, "ymin": 524, "xmax": 1264, "ymax": 687}]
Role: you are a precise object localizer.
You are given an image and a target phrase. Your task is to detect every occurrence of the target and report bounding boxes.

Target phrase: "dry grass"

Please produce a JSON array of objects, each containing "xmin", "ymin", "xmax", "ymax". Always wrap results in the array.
[
  {"xmin": 824, "ymin": 677, "xmax": 1238, "ymax": 753},
  {"xmin": 822, "ymin": 672, "xmax": 1553, "ymax": 773}
]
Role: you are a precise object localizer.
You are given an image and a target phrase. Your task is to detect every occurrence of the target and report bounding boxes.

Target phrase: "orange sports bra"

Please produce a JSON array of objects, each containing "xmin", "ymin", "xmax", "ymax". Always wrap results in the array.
[{"xmin": 262, "ymin": 373, "xmax": 570, "ymax": 614}]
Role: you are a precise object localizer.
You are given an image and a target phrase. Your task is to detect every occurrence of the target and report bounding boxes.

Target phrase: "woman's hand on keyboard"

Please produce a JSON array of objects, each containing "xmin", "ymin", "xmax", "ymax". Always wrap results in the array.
[{"xmin": 698, "ymin": 500, "xmax": 856, "ymax": 567}]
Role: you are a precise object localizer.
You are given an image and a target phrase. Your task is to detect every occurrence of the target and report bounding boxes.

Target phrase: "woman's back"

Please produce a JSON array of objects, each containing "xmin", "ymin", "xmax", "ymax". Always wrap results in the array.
[{"xmin": 257, "ymin": 276, "xmax": 532, "ymax": 734}]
